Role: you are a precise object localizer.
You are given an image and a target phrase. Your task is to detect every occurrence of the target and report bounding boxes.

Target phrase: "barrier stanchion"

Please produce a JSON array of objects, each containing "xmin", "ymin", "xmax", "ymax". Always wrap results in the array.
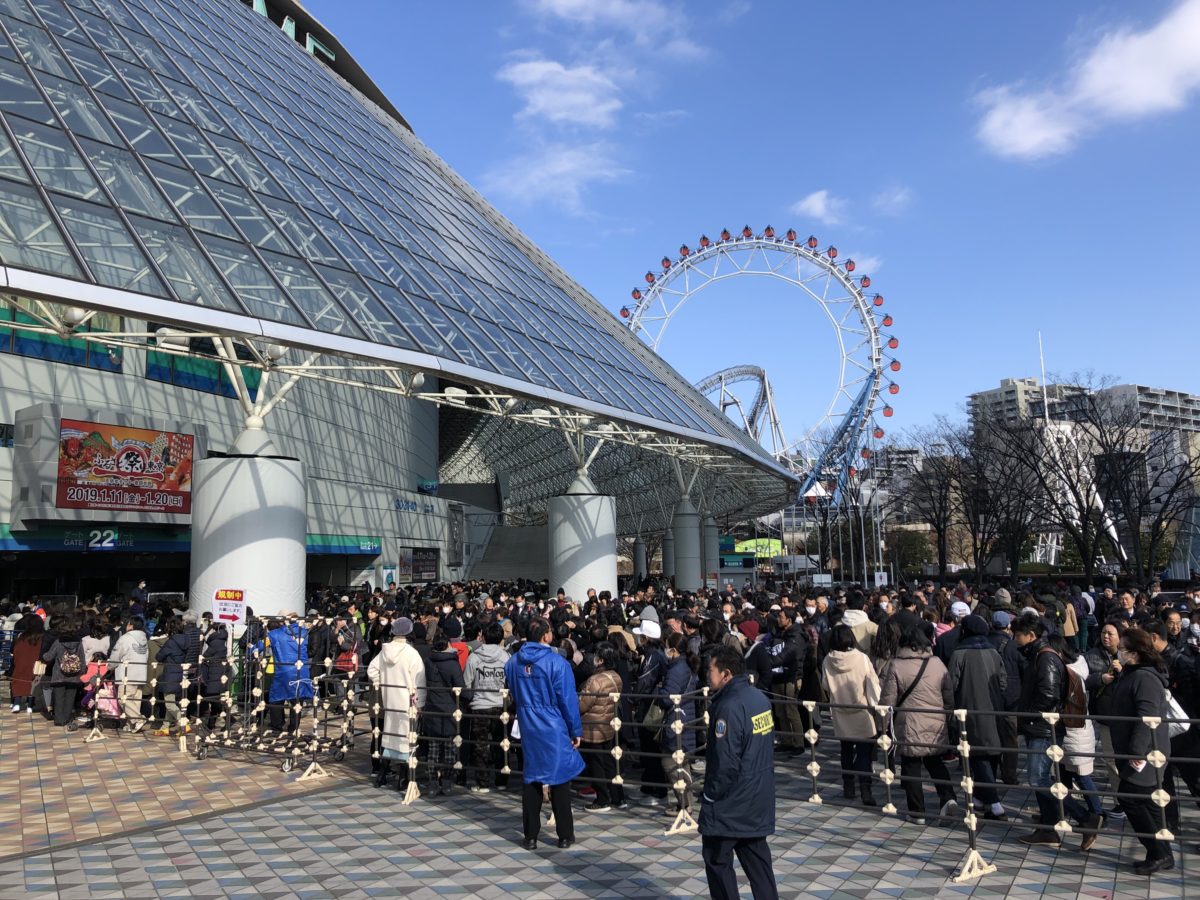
[
  {"xmin": 803, "ymin": 699, "xmax": 822, "ymax": 804},
  {"xmin": 298, "ymin": 676, "xmax": 330, "ymax": 781},
  {"xmin": 402, "ymin": 694, "xmax": 420, "ymax": 805},
  {"xmin": 499, "ymin": 688, "xmax": 513, "ymax": 787},
  {"xmin": 665, "ymin": 692, "xmax": 697, "ymax": 836},
  {"xmin": 951, "ymin": 707, "xmax": 997, "ymax": 883},
  {"xmin": 875, "ymin": 704, "xmax": 898, "ymax": 814},
  {"xmin": 610, "ymin": 688, "xmax": 625, "ymax": 801},
  {"xmin": 1146, "ymin": 711, "xmax": 1175, "ymax": 843}
]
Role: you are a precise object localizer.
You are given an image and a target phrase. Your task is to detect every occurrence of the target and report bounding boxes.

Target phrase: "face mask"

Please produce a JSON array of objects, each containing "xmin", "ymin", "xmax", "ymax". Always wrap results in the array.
[
  {"xmin": 879, "ymin": 600, "xmax": 889, "ymax": 608},
  {"xmin": 723, "ymin": 612, "xmax": 731, "ymax": 622},
  {"xmin": 805, "ymin": 606, "xmax": 817, "ymax": 616},
  {"xmin": 442, "ymin": 607, "xmax": 451, "ymax": 615}
]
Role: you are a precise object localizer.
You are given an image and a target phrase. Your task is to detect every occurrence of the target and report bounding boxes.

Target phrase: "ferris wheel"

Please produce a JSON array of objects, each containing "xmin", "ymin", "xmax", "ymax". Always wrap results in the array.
[{"xmin": 620, "ymin": 225, "xmax": 900, "ymax": 502}]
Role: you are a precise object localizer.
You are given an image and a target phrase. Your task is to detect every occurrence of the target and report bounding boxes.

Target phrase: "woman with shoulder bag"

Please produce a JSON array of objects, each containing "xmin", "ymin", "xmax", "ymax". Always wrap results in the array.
[
  {"xmin": 42, "ymin": 613, "xmax": 85, "ymax": 727},
  {"xmin": 10, "ymin": 614, "xmax": 45, "ymax": 714},
  {"xmin": 879, "ymin": 623, "xmax": 958, "ymax": 824}
]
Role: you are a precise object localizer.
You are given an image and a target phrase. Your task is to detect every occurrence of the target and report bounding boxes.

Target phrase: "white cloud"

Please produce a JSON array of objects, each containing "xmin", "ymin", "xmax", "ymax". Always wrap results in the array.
[
  {"xmin": 976, "ymin": 0, "xmax": 1200, "ymax": 160},
  {"xmin": 480, "ymin": 142, "xmax": 629, "ymax": 215},
  {"xmin": 789, "ymin": 189, "xmax": 846, "ymax": 226},
  {"xmin": 871, "ymin": 185, "xmax": 914, "ymax": 216},
  {"xmin": 847, "ymin": 253, "xmax": 883, "ymax": 274},
  {"xmin": 498, "ymin": 58, "xmax": 622, "ymax": 128},
  {"xmin": 523, "ymin": 0, "xmax": 706, "ymax": 57}
]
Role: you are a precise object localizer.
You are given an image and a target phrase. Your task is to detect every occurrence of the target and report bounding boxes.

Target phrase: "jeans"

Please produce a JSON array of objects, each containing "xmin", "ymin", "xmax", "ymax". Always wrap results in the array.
[
  {"xmin": 1063, "ymin": 769, "xmax": 1101, "ymax": 819},
  {"xmin": 968, "ymin": 754, "xmax": 1001, "ymax": 806},
  {"xmin": 1026, "ymin": 736, "xmax": 1060, "ymax": 825}
]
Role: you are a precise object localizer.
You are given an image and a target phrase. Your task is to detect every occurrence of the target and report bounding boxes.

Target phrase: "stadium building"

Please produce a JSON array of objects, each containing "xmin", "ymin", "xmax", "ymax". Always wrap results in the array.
[{"xmin": 0, "ymin": 0, "xmax": 797, "ymax": 611}]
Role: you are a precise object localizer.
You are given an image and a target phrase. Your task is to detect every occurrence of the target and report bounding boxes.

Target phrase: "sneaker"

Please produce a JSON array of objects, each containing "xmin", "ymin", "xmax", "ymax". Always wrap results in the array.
[
  {"xmin": 940, "ymin": 799, "xmax": 960, "ymax": 819},
  {"xmin": 469, "ymin": 786, "xmax": 492, "ymax": 794},
  {"xmin": 11, "ymin": 704, "xmax": 19, "ymax": 713},
  {"xmin": 612, "ymin": 802, "xmax": 630, "ymax": 811},
  {"xmin": 641, "ymin": 796, "xmax": 663, "ymax": 808},
  {"xmin": 1105, "ymin": 808, "xmax": 1126, "ymax": 822},
  {"xmin": 586, "ymin": 801, "xmax": 612, "ymax": 812},
  {"xmin": 909, "ymin": 816, "xmax": 926, "ymax": 826}
]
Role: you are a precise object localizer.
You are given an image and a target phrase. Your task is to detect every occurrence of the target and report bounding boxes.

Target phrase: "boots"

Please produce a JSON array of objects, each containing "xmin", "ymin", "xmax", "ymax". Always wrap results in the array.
[
  {"xmin": 396, "ymin": 765, "xmax": 409, "ymax": 792},
  {"xmin": 842, "ymin": 776, "xmax": 857, "ymax": 800},
  {"xmin": 859, "ymin": 777, "xmax": 878, "ymax": 807},
  {"xmin": 374, "ymin": 759, "xmax": 391, "ymax": 789}
]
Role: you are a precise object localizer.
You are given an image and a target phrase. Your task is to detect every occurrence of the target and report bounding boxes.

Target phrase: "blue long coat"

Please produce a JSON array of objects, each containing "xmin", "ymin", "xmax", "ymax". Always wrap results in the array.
[
  {"xmin": 267, "ymin": 623, "xmax": 314, "ymax": 703},
  {"xmin": 505, "ymin": 641, "xmax": 584, "ymax": 785}
]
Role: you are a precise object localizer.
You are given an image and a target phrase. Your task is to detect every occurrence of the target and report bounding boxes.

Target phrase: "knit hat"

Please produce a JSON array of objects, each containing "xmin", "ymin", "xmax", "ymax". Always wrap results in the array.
[
  {"xmin": 391, "ymin": 617, "xmax": 413, "ymax": 637},
  {"xmin": 441, "ymin": 617, "xmax": 462, "ymax": 639},
  {"xmin": 737, "ymin": 620, "xmax": 760, "ymax": 641},
  {"xmin": 962, "ymin": 614, "xmax": 989, "ymax": 638}
]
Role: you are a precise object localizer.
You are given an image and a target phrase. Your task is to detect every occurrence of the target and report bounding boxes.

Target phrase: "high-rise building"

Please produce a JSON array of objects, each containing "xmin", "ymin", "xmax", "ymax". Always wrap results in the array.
[{"xmin": 968, "ymin": 378, "xmax": 1087, "ymax": 426}]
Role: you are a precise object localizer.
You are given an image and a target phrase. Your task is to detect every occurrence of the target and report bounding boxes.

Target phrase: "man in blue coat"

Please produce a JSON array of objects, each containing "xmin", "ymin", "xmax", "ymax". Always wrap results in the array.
[
  {"xmin": 699, "ymin": 645, "xmax": 778, "ymax": 900},
  {"xmin": 504, "ymin": 617, "xmax": 584, "ymax": 850}
]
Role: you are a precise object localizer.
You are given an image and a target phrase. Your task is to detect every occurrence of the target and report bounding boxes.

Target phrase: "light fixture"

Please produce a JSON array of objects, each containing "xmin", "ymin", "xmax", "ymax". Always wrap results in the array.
[
  {"xmin": 410, "ymin": 372, "xmax": 426, "ymax": 390},
  {"xmin": 154, "ymin": 327, "xmax": 190, "ymax": 351},
  {"xmin": 266, "ymin": 343, "xmax": 287, "ymax": 361},
  {"xmin": 63, "ymin": 306, "xmax": 87, "ymax": 327}
]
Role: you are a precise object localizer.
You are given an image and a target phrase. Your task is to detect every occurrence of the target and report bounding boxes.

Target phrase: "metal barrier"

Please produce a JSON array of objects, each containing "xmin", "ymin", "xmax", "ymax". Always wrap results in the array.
[{"xmin": 3, "ymin": 627, "xmax": 1197, "ymax": 886}]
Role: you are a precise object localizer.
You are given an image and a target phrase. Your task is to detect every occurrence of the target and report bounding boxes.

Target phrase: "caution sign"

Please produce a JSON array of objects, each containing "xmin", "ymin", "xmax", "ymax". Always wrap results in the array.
[{"xmin": 213, "ymin": 588, "xmax": 245, "ymax": 623}]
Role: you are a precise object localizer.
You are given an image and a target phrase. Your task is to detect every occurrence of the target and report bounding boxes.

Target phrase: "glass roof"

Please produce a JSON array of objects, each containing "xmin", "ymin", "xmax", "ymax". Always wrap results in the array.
[{"xmin": 0, "ymin": 0, "xmax": 786, "ymax": 471}]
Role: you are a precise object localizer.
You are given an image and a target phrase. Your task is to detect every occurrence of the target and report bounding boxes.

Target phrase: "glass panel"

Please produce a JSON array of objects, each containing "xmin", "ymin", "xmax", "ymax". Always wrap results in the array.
[
  {"xmin": 146, "ymin": 158, "xmax": 235, "ymax": 237},
  {"xmin": 153, "ymin": 112, "xmax": 221, "ymax": 175},
  {"xmin": 77, "ymin": 137, "xmax": 173, "ymax": 218},
  {"xmin": 197, "ymin": 233, "xmax": 305, "ymax": 326},
  {"xmin": 367, "ymin": 280, "xmax": 455, "ymax": 360},
  {"xmin": 260, "ymin": 250, "xmax": 362, "ymax": 337},
  {"xmin": 0, "ymin": 177, "xmax": 81, "ymax": 275},
  {"xmin": 59, "ymin": 36, "xmax": 130, "ymax": 99},
  {"xmin": 128, "ymin": 213, "xmax": 241, "ymax": 311},
  {"xmin": 0, "ymin": 124, "xmax": 28, "ymax": 181},
  {"xmin": 72, "ymin": 7, "xmax": 129, "ymax": 56},
  {"xmin": 0, "ymin": 55, "xmax": 54, "ymax": 122},
  {"xmin": 0, "ymin": 1, "xmax": 37, "ymax": 24},
  {"xmin": 107, "ymin": 55, "xmax": 176, "ymax": 113},
  {"xmin": 4, "ymin": 16, "xmax": 71, "ymax": 78},
  {"xmin": 51, "ymin": 193, "xmax": 164, "ymax": 294},
  {"xmin": 411, "ymin": 296, "xmax": 492, "ymax": 371},
  {"xmin": 157, "ymin": 74, "xmax": 225, "ymax": 133},
  {"xmin": 9, "ymin": 117, "xmax": 98, "ymax": 198},
  {"xmin": 315, "ymin": 266, "xmax": 413, "ymax": 348},
  {"xmin": 206, "ymin": 131, "xmax": 277, "ymax": 194},
  {"xmin": 257, "ymin": 193, "xmax": 339, "ymax": 264},
  {"xmin": 29, "ymin": 0, "xmax": 83, "ymax": 37},
  {"xmin": 203, "ymin": 177, "xmax": 290, "ymax": 252},
  {"xmin": 38, "ymin": 72, "xmax": 120, "ymax": 142},
  {"xmin": 97, "ymin": 93, "xmax": 176, "ymax": 160}
]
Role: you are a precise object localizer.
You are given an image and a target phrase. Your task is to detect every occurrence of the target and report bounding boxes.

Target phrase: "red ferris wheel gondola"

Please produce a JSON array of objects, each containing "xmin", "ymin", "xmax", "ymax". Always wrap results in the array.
[
  {"xmin": 763, "ymin": 225, "xmax": 775, "ymax": 238},
  {"xmin": 679, "ymin": 244, "xmax": 690, "ymax": 257},
  {"xmin": 883, "ymin": 405, "xmax": 894, "ymax": 417},
  {"xmin": 873, "ymin": 294, "xmax": 884, "ymax": 307},
  {"xmin": 881, "ymin": 314, "xmax": 893, "ymax": 327},
  {"xmin": 661, "ymin": 256, "xmax": 672, "ymax": 270},
  {"xmin": 741, "ymin": 225, "xmax": 753, "ymax": 238},
  {"xmin": 826, "ymin": 246, "xmax": 838, "ymax": 259},
  {"xmin": 889, "ymin": 360, "xmax": 901, "ymax": 372},
  {"xmin": 619, "ymin": 306, "xmax": 630, "ymax": 318},
  {"xmin": 699, "ymin": 234, "xmax": 711, "ymax": 248},
  {"xmin": 806, "ymin": 235, "xmax": 819, "ymax": 249},
  {"xmin": 873, "ymin": 427, "xmax": 885, "ymax": 439},
  {"xmin": 631, "ymin": 288, "xmax": 642, "ymax": 300},
  {"xmin": 860, "ymin": 276, "xmax": 871, "ymax": 288},
  {"xmin": 887, "ymin": 337, "xmax": 899, "ymax": 349},
  {"xmin": 720, "ymin": 228, "xmax": 731, "ymax": 241},
  {"xmin": 785, "ymin": 228, "xmax": 797, "ymax": 242},
  {"xmin": 889, "ymin": 383, "xmax": 900, "ymax": 395},
  {"xmin": 845, "ymin": 259, "xmax": 856, "ymax": 272},
  {"xmin": 645, "ymin": 271, "xmax": 656, "ymax": 284}
]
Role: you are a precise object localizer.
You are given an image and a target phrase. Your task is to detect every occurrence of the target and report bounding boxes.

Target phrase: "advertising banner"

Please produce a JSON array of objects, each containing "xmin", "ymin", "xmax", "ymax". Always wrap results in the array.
[
  {"xmin": 55, "ymin": 419, "xmax": 194, "ymax": 514},
  {"xmin": 412, "ymin": 548, "xmax": 438, "ymax": 582},
  {"xmin": 396, "ymin": 548, "xmax": 413, "ymax": 583}
]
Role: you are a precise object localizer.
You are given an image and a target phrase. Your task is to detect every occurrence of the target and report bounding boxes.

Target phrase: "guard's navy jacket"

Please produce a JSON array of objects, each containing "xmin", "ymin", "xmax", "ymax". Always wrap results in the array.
[{"xmin": 699, "ymin": 673, "xmax": 775, "ymax": 838}]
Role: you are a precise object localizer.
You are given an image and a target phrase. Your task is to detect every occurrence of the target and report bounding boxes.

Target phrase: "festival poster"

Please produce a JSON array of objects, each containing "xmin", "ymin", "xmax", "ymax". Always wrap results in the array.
[{"xmin": 55, "ymin": 419, "xmax": 195, "ymax": 514}]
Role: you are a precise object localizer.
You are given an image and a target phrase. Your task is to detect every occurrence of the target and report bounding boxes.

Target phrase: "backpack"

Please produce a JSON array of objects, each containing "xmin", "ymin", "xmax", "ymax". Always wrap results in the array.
[
  {"xmin": 1039, "ymin": 648, "xmax": 1087, "ymax": 728},
  {"xmin": 59, "ymin": 645, "xmax": 83, "ymax": 677}
]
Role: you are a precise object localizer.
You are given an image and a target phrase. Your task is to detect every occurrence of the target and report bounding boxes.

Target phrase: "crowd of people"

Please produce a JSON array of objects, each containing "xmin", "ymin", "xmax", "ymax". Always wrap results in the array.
[{"xmin": 3, "ymin": 576, "xmax": 1198, "ymax": 881}]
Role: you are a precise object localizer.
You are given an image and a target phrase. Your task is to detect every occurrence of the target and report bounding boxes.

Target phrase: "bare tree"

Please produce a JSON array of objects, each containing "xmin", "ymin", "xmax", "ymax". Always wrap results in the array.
[
  {"xmin": 894, "ymin": 421, "xmax": 962, "ymax": 583},
  {"xmin": 977, "ymin": 417, "xmax": 1044, "ymax": 588}
]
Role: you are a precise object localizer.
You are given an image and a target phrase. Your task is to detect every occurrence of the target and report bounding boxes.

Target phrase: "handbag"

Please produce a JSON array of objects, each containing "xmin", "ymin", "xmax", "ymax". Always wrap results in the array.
[
  {"xmin": 642, "ymin": 702, "xmax": 665, "ymax": 742},
  {"xmin": 1165, "ymin": 689, "xmax": 1190, "ymax": 740},
  {"xmin": 32, "ymin": 660, "xmax": 47, "ymax": 677},
  {"xmin": 334, "ymin": 643, "xmax": 359, "ymax": 674}
]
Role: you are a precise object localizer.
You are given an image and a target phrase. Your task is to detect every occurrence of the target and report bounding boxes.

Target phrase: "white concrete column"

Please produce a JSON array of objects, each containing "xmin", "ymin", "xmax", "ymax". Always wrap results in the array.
[
  {"xmin": 703, "ymin": 515, "xmax": 720, "ymax": 590},
  {"xmin": 662, "ymin": 528, "xmax": 675, "ymax": 579},
  {"xmin": 672, "ymin": 498, "xmax": 701, "ymax": 591},
  {"xmin": 189, "ymin": 421, "xmax": 307, "ymax": 619},
  {"xmin": 633, "ymin": 536, "xmax": 648, "ymax": 583},
  {"xmin": 548, "ymin": 473, "xmax": 617, "ymax": 601}
]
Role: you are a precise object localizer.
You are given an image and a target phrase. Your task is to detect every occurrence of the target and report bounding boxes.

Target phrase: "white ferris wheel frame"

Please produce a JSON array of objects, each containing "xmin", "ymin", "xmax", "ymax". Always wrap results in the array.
[{"xmin": 623, "ymin": 235, "xmax": 890, "ymax": 480}]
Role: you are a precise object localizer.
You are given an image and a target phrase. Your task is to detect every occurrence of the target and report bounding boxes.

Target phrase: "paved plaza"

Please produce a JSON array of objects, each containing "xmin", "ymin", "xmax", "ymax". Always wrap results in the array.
[{"xmin": 0, "ymin": 714, "xmax": 1192, "ymax": 899}]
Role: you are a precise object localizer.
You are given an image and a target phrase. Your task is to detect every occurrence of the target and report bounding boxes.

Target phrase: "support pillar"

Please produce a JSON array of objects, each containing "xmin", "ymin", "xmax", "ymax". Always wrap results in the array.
[
  {"xmin": 189, "ymin": 419, "xmax": 307, "ymax": 618},
  {"xmin": 662, "ymin": 529, "xmax": 675, "ymax": 579},
  {"xmin": 633, "ymin": 536, "xmax": 648, "ymax": 584},
  {"xmin": 548, "ymin": 473, "xmax": 617, "ymax": 601},
  {"xmin": 672, "ymin": 498, "xmax": 701, "ymax": 592},
  {"xmin": 702, "ymin": 515, "xmax": 719, "ymax": 591}
]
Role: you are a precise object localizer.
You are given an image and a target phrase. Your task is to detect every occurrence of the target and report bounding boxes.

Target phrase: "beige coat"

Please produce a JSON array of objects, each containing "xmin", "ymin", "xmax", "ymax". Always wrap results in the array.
[
  {"xmin": 879, "ymin": 649, "xmax": 953, "ymax": 757},
  {"xmin": 821, "ymin": 648, "xmax": 882, "ymax": 741},
  {"xmin": 367, "ymin": 639, "xmax": 426, "ymax": 756}
]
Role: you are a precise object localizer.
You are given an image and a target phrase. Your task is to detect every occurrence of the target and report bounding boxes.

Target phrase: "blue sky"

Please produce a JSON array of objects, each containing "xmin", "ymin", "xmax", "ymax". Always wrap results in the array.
[{"xmin": 305, "ymin": 0, "xmax": 1197, "ymax": 439}]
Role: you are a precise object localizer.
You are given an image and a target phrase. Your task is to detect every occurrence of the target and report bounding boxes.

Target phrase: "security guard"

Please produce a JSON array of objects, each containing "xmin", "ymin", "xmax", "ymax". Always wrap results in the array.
[{"xmin": 699, "ymin": 645, "xmax": 779, "ymax": 900}]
